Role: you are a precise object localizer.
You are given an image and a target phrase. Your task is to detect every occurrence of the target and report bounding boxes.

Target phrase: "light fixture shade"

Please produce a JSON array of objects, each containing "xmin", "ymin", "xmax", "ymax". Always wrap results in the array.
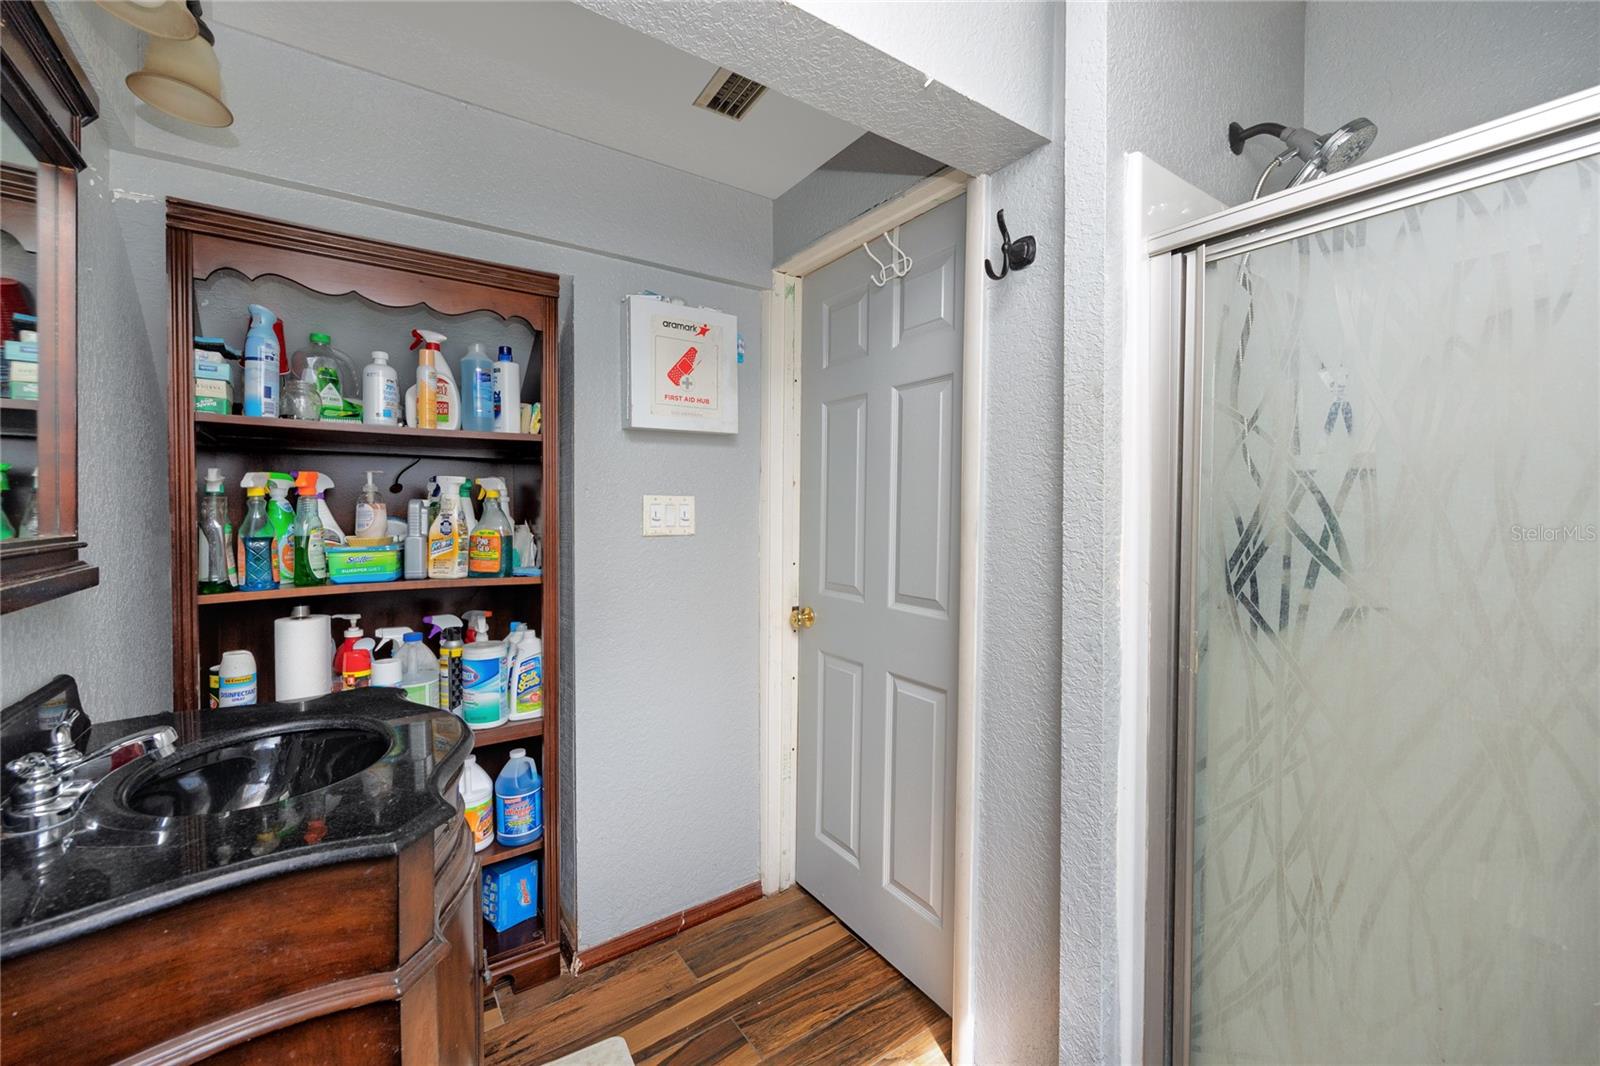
[
  {"xmin": 96, "ymin": 0, "xmax": 198, "ymax": 40},
  {"xmin": 126, "ymin": 34, "xmax": 233, "ymax": 128}
]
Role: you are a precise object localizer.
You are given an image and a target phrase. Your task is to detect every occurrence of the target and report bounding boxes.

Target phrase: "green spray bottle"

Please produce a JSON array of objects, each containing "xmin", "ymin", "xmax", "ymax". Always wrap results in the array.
[
  {"xmin": 0, "ymin": 463, "xmax": 13, "ymax": 541},
  {"xmin": 264, "ymin": 473, "xmax": 295, "ymax": 584},
  {"xmin": 291, "ymin": 470, "xmax": 329, "ymax": 586}
]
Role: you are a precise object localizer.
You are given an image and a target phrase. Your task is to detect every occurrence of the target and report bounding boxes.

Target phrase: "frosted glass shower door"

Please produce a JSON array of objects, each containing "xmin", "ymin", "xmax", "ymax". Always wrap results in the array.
[{"xmin": 1185, "ymin": 154, "xmax": 1599, "ymax": 1063}]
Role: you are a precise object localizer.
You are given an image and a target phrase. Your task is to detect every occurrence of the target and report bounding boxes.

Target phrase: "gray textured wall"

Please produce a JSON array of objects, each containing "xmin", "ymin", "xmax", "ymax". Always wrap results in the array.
[
  {"xmin": 4, "ymin": 10, "xmax": 768, "ymax": 951},
  {"xmin": 1107, "ymin": 1, "xmax": 1308, "ymax": 207},
  {"xmin": 1304, "ymin": 0, "xmax": 1600, "ymax": 158}
]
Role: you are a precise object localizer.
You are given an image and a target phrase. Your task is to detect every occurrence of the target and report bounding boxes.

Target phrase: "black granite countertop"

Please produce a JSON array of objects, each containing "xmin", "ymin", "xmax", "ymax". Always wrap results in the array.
[{"xmin": 0, "ymin": 690, "xmax": 469, "ymax": 960}]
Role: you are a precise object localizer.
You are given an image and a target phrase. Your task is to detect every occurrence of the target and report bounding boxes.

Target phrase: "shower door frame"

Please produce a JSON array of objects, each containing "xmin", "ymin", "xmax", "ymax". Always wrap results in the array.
[{"xmin": 1141, "ymin": 87, "xmax": 1600, "ymax": 1066}]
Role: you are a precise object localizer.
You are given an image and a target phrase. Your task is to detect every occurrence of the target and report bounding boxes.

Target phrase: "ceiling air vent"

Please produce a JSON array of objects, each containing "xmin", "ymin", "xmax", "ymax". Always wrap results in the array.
[{"xmin": 694, "ymin": 68, "xmax": 767, "ymax": 120}]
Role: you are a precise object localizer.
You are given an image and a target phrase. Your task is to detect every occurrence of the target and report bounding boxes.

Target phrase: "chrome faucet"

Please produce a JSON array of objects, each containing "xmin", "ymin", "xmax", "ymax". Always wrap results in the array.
[{"xmin": 2, "ymin": 711, "xmax": 177, "ymax": 844}]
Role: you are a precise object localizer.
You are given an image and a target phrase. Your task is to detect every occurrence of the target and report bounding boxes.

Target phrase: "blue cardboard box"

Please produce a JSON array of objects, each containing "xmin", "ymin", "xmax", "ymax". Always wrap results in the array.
[
  {"xmin": 3, "ymin": 340, "xmax": 38, "ymax": 362},
  {"xmin": 481, "ymin": 857, "xmax": 539, "ymax": 932},
  {"xmin": 193, "ymin": 356, "xmax": 232, "ymax": 381}
]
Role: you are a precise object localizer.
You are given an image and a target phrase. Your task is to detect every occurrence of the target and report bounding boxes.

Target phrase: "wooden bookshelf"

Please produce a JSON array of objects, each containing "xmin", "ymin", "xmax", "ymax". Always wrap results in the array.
[{"xmin": 166, "ymin": 200, "xmax": 563, "ymax": 993}]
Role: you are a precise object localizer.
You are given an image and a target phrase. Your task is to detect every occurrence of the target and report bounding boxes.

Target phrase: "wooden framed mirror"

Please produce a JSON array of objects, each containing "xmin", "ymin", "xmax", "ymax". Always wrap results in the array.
[{"xmin": 0, "ymin": 1, "xmax": 99, "ymax": 611}]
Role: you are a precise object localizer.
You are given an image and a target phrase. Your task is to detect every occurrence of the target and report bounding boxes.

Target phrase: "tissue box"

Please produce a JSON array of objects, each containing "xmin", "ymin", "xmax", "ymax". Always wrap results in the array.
[
  {"xmin": 193, "ymin": 356, "xmax": 232, "ymax": 382},
  {"xmin": 3, "ymin": 339, "xmax": 38, "ymax": 362},
  {"xmin": 481, "ymin": 857, "xmax": 539, "ymax": 932},
  {"xmin": 194, "ymin": 376, "xmax": 231, "ymax": 415},
  {"xmin": 7, "ymin": 381, "xmax": 38, "ymax": 400},
  {"xmin": 6, "ymin": 360, "xmax": 38, "ymax": 385}
]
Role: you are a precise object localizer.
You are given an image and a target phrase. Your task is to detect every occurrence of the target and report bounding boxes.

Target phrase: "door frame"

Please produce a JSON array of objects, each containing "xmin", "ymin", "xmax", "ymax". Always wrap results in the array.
[{"xmin": 759, "ymin": 167, "xmax": 984, "ymax": 1062}]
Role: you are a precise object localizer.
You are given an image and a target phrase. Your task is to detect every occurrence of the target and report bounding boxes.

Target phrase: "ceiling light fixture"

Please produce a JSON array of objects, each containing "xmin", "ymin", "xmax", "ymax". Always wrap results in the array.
[
  {"xmin": 125, "ymin": 1, "xmax": 233, "ymax": 128},
  {"xmin": 95, "ymin": 0, "xmax": 198, "ymax": 41}
]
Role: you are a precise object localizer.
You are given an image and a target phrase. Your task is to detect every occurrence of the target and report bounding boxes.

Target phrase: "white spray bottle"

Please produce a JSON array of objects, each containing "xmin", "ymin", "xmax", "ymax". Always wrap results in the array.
[
  {"xmin": 304, "ymin": 472, "xmax": 346, "ymax": 546},
  {"xmin": 405, "ymin": 329, "xmax": 459, "ymax": 430},
  {"xmin": 428, "ymin": 475, "xmax": 468, "ymax": 578}
]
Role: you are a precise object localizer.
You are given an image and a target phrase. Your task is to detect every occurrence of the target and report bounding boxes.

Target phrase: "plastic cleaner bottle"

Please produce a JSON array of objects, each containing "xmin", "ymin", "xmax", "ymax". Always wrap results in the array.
[
  {"xmin": 411, "ymin": 331, "xmax": 439, "ymax": 429},
  {"xmin": 425, "ymin": 613, "xmax": 465, "ymax": 715},
  {"xmin": 239, "ymin": 473, "xmax": 278, "ymax": 590},
  {"xmin": 266, "ymin": 473, "xmax": 295, "ymax": 583},
  {"xmin": 459, "ymin": 755, "xmax": 494, "ymax": 852},
  {"xmin": 354, "ymin": 471, "xmax": 387, "ymax": 540},
  {"xmin": 460, "ymin": 341, "xmax": 495, "ymax": 432},
  {"xmin": 428, "ymin": 475, "xmax": 466, "ymax": 578},
  {"xmin": 495, "ymin": 748, "xmax": 542, "ymax": 846},
  {"xmin": 470, "ymin": 479, "xmax": 514, "ymax": 577},
  {"xmin": 291, "ymin": 470, "xmax": 328, "ymax": 586},
  {"xmin": 293, "ymin": 332, "xmax": 358, "ymax": 420},
  {"xmin": 463, "ymin": 610, "xmax": 493, "ymax": 644},
  {"xmin": 198, "ymin": 467, "xmax": 236, "ymax": 594},
  {"xmin": 362, "ymin": 351, "xmax": 399, "ymax": 426},
  {"xmin": 399, "ymin": 631, "xmax": 439, "ymax": 707},
  {"xmin": 243, "ymin": 304, "xmax": 280, "ymax": 418},
  {"xmin": 492, "ymin": 345, "xmax": 521, "ymax": 433}
]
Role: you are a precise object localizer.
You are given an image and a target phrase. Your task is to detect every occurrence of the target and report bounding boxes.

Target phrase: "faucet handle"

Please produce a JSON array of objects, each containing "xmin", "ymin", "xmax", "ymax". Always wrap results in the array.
[
  {"xmin": 46, "ymin": 711, "xmax": 85, "ymax": 772},
  {"xmin": 6, "ymin": 753, "xmax": 61, "ymax": 808}
]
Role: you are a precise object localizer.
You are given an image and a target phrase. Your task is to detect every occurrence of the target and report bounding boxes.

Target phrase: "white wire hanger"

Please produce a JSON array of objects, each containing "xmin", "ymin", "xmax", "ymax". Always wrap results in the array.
[{"xmin": 863, "ymin": 230, "xmax": 913, "ymax": 287}]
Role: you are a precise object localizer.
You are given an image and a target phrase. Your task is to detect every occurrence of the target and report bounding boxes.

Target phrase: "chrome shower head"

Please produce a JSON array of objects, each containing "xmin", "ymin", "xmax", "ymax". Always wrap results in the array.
[{"xmin": 1229, "ymin": 117, "xmax": 1379, "ymax": 196}]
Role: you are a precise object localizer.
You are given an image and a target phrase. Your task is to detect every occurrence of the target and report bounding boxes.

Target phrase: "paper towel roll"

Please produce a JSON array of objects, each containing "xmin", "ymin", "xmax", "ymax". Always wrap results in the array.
[{"xmin": 274, "ymin": 606, "xmax": 333, "ymax": 700}]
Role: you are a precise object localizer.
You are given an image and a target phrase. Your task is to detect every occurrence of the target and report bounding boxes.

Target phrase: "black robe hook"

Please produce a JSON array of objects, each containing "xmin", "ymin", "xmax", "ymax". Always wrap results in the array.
[{"xmin": 984, "ymin": 209, "xmax": 1036, "ymax": 281}]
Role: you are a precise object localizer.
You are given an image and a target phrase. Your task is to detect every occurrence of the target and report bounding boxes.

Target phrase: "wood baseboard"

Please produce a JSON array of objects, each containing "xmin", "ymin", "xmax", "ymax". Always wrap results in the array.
[{"xmin": 571, "ymin": 882, "xmax": 763, "ymax": 974}]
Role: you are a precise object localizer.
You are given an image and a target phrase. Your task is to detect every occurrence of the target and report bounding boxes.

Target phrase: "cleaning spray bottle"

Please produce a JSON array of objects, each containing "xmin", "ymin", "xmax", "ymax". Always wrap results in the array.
[
  {"xmin": 239, "ymin": 473, "xmax": 279, "ymax": 590},
  {"xmin": 407, "ymin": 329, "xmax": 459, "ymax": 430},
  {"xmin": 470, "ymin": 478, "xmax": 514, "ymax": 577},
  {"xmin": 372, "ymin": 626, "xmax": 412, "ymax": 689},
  {"xmin": 354, "ymin": 471, "xmax": 387, "ymax": 540},
  {"xmin": 459, "ymin": 478, "xmax": 477, "ymax": 536},
  {"xmin": 424, "ymin": 613, "xmax": 465, "ymax": 715},
  {"xmin": 428, "ymin": 475, "xmax": 467, "ymax": 578},
  {"xmin": 409, "ymin": 331, "xmax": 439, "ymax": 429},
  {"xmin": 463, "ymin": 610, "xmax": 493, "ymax": 644},
  {"xmin": 305, "ymin": 472, "xmax": 346, "ymax": 547},
  {"xmin": 291, "ymin": 470, "xmax": 329, "ymax": 586},
  {"xmin": 266, "ymin": 473, "xmax": 296, "ymax": 584},
  {"xmin": 198, "ymin": 467, "xmax": 237, "ymax": 593},
  {"xmin": 243, "ymin": 304, "xmax": 280, "ymax": 418}
]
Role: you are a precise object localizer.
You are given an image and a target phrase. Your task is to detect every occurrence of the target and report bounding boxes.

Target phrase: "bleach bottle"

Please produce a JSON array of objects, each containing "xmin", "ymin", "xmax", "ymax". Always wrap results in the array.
[
  {"xmin": 459, "ymin": 754, "xmax": 494, "ymax": 852},
  {"xmin": 495, "ymin": 748, "xmax": 542, "ymax": 846}
]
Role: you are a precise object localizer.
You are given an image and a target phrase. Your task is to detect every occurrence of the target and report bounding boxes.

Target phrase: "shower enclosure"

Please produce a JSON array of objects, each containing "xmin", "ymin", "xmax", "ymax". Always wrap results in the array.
[{"xmin": 1144, "ymin": 91, "xmax": 1600, "ymax": 1064}]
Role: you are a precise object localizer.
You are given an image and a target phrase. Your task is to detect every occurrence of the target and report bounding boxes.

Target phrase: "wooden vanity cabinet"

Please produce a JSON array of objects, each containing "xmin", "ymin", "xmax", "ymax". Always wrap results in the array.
[{"xmin": 0, "ymin": 818, "xmax": 481, "ymax": 1065}]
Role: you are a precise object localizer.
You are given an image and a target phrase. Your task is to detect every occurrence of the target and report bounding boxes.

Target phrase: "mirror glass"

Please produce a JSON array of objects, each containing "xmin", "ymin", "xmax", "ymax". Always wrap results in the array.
[{"xmin": 0, "ymin": 121, "xmax": 42, "ymax": 542}]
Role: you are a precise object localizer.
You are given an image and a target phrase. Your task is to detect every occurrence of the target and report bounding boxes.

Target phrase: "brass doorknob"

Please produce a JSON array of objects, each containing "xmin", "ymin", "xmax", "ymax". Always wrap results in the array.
[{"xmin": 789, "ymin": 605, "xmax": 815, "ymax": 630}]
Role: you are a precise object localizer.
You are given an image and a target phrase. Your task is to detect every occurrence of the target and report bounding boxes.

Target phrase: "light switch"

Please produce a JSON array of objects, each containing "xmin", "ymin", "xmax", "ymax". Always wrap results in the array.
[{"xmin": 642, "ymin": 494, "xmax": 694, "ymax": 537}]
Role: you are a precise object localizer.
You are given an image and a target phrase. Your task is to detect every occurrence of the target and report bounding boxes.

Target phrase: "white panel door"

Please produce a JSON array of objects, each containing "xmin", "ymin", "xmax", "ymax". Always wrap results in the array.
[{"xmin": 796, "ymin": 196, "xmax": 963, "ymax": 1010}]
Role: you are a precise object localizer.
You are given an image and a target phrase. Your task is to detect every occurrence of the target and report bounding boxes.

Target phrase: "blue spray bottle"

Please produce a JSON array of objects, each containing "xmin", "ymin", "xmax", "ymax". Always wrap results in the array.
[{"xmin": 243, "ymin": 304, "xmax": 280, "ymax": 418}]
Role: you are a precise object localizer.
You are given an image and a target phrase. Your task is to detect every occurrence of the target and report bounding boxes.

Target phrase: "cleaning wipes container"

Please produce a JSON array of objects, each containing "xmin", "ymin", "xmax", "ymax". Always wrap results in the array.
[{"xmin": 461, "ymin": 640, "xmax": 507, "ymax": 729}]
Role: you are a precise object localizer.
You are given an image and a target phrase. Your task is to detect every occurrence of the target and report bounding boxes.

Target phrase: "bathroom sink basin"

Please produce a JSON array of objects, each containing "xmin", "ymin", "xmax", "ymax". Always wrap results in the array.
[{"xmin": 124, "ymin": 725, "xmax": 390, "ymax": 818}]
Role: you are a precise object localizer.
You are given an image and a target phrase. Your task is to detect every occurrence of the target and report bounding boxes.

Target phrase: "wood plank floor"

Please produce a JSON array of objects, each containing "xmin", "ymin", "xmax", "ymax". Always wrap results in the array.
[{"xmin": 484, "ymin": 887, "xmax": 951, "ymax": 1065}]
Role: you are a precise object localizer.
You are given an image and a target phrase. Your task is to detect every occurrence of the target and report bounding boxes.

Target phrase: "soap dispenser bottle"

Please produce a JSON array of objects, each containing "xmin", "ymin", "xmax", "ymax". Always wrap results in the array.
[{"xmin": 354, "ymin": 471, "xmax": 387, "ymax": 540}]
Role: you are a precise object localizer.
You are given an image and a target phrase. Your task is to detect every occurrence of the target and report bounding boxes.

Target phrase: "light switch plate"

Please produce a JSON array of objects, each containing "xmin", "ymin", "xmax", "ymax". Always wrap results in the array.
[{"xmin": 643, "ymin": 494, "xmax": 694, "ymax": 536}]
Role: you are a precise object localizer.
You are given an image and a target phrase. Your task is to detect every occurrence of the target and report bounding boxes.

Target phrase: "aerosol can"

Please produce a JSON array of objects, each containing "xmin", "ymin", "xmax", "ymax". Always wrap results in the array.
[{"xmin": 425, "ymin": 613, "xmax": 465, "ymax": 716}]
